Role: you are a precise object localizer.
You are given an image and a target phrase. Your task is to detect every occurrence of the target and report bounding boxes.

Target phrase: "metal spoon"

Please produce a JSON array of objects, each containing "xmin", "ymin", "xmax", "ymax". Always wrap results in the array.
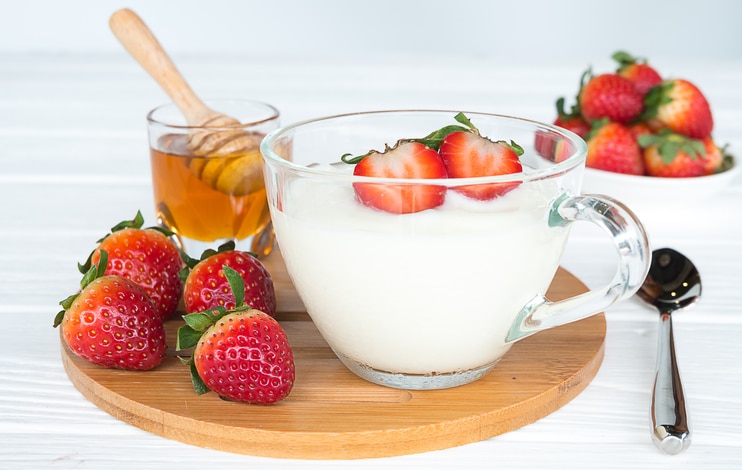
[{"xmin": 637, "ymin": 247, "xmax": 700, "ymax": 455}]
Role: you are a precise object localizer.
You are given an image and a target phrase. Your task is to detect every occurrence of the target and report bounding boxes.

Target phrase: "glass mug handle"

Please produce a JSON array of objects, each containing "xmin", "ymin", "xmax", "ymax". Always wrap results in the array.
[{"xmin": 506, "ymin": 194, "xmax": 651, "ymax": 343}]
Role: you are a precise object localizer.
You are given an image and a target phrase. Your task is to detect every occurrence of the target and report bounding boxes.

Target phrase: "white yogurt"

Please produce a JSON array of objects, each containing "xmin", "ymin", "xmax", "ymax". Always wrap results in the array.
[{"xmin": 271, "ymin": 165, "xmax": 570, "ymax": 375}]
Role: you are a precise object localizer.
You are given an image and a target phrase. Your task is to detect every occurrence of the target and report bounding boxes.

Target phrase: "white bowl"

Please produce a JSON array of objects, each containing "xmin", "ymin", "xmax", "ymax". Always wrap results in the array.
[{"xmin": 581, "ymin": 159, "xmax": 740, "ymax": 215}]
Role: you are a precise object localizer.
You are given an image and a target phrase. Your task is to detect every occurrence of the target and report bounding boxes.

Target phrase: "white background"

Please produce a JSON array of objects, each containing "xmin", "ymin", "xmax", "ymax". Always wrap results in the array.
[
  {"xmin": 3, "ymin": 2, "xmax": 742, "ymax": 469},
  {"xmin": 3, "ymin": 0, "xmax": 741, "ymax": 62}
]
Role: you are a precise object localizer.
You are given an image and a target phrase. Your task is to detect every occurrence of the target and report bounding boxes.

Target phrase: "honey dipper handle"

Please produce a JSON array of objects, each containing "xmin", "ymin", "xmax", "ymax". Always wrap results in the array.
[{"xmin": 109, "ymin": 8, "xmax": 211, "ymax": 124}]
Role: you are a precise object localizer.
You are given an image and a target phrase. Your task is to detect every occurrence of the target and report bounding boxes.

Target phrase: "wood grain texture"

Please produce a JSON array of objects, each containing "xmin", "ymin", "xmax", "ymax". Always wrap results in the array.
[{"xmin": 60, "ymin": 251, "xmax": 605, "ymax": 460}]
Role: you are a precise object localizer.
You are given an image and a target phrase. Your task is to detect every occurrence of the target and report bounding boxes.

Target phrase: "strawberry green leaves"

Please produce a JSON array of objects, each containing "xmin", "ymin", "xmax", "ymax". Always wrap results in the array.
[
  {"xmin": 177, "ymin": 265, "xmax": 248, "ymax": 350},
  {"xmin": 638, "ymin": 131, "xmax": 706, "ymax": 164},
  {"xmin": 341, "ymin": 112, "xmax": 499, "ymax": 163},
  {"xmin": 176, "ymin": 265, "xmax": 250, "ymax": 395},
  {"xmin": 54, "ymin": 250, "xmax": 109, "ymax": 328}
]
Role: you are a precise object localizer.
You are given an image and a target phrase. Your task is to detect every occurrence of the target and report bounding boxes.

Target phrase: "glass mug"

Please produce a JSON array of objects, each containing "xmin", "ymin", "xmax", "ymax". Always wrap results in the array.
[
  {"xmin": 261, "ymin": 110, "xmax": 650, "ymax": 390},
  {"xmin": 147, "ymin": 99, "xmax": 279, "ymax": 257}
]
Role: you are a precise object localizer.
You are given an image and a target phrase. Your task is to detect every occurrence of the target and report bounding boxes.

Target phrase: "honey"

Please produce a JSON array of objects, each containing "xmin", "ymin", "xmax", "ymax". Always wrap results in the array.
[{"xmin": 150, "ymin": 133, "xmax": 271, "ymax": 252}]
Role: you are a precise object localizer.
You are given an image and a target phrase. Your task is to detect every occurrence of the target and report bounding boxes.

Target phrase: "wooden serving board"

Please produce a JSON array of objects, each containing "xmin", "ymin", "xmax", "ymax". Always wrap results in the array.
[{"xmin": 60, "ymin": 251, "xmax": 606, "ymax": 460}]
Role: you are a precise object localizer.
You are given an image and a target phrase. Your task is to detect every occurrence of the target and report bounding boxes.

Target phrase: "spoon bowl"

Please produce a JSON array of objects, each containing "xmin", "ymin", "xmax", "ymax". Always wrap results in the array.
[{"xmin": 637, "ymin": 247, "xmax": 701, "ymax": 455}]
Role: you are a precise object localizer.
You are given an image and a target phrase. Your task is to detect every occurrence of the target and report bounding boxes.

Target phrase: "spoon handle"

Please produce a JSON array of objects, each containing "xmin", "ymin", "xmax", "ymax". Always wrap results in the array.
[
  {"xmin": 651, "ymin": 312, "xmax": 691, "ymax": 454},
  {"xmin": 109, "ymin": 8, "xmax": 210, "ymax": 124}
]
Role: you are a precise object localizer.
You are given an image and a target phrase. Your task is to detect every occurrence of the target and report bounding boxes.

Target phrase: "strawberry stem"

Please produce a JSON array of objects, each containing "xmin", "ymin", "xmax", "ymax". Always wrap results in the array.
[
  {"xmin": 79, "ymin": 211, "xmax": 176, "ymax": 274},
  {"xmin": 55, "ymin": 250, "xmax": 109, "ymax": 328},
  {"xmin": 222, "ymin": 266, "xmax": 245, "ymax": 307},
  {"xmin": 639, "ymin": 81, "xmax": 674, "ymax": 121},
  {"xmin": 612, "ymin": 50, "xmax": 648, "ymax": 70},
  {"xmin": 179, "ymin": 240, "xmax": 254, "ymax": 283},
  {"xmin": 176, "ymin": 264, "xmax": 254, "ymax": 397},
  {"xmin": 109, "ymin": 210, "xmax": 145, "ymax": 232},
  {"xmin": 637, "ymin": 130, "xmax": 706, "ymax": 164},
  {"xmin": 177, "ymin": 265, "xmax": 250, "ymax": 350},
  {"xmin": 341, "ymin": 112, "xmax": 477, "ymax": 163}
]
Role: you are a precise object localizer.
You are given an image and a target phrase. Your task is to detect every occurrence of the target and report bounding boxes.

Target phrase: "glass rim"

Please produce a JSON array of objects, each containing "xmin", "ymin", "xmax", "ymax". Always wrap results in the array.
[
  {"xmin": 146, "ymin": 98, "xmax": 280, "ymax": 130},
  {"xmin": 260, "ymin": 109, "xmax": 587, "ymax": 185}
]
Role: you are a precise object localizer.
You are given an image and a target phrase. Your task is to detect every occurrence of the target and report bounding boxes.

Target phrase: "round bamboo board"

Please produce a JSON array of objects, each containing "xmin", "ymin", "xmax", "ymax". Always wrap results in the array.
[{"xmin": 60, "ymin": 251, "xmax": 606, "ymax": 460}]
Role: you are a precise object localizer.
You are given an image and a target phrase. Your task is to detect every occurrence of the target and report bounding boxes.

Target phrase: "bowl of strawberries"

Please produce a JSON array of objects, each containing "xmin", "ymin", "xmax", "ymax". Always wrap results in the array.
[{"xmin": 544, "ymin": 51, "xmax": 738, "ymax": 211}]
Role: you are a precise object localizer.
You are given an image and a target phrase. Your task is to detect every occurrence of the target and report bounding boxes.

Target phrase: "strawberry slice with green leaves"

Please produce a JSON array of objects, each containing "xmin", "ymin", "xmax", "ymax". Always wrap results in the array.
[
  {"xmin": 438, "ymin": 114, "xmax": 524, "ymax": 200},
  {"xmin": 342, "ymin": 113, "xmax": 524, "ymax": 209},
  {"xmin": 343, "ymin": 140, "xmax": 448, "ymax": 214}
]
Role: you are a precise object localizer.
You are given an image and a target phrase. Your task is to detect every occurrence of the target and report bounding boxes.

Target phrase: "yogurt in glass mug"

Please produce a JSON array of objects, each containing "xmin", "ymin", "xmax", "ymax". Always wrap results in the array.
[{"xmin": 261, "ymin": 111, "xmax": 650, "ymax": 390}]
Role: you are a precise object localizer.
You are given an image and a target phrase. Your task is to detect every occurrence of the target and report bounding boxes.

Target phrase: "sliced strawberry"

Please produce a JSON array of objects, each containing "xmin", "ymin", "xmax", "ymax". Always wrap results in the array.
[
  {"xmin": 439, "ymin": 131, "xmax": 523, "ymax": 200},
  {"xmin": 351, "ymin": 141, "xmax": 447, "ymax": 214}
]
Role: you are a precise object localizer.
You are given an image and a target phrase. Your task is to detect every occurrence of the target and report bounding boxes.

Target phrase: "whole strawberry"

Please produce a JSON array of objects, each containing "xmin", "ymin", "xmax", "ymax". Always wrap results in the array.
[
  {"xmin": 536, "ymin": 97, "xmax": 590, "ymax": 162},
  {"xmin": 177, "ymin": 266, "xmax": 294, "ymax": 404},
  {"xmin": 55, "ymin": 251, "xmax": 166, "ymax": 370},
  {"xmin": 579, "ymin": 72, "xmax": 644, "ymax": 124},
  {"xmin": 639, "ymin": 131, "xmax": 712, "ymax": 177},
  {"xmin": 553, "ymin": 97, "xmax": 591, "ymax": 138},
  {"xmin": 586, "ymin": 120, "xmax": 644, "ymax": 175},
  {"xmin": 627, "ymin": 121, "xmax": 653, "ymax": 141},
  {"xmin": 612, "ymin": 51, "xmax": 663, "ymax": 97},
  {"xmin": 643, "ymin": 79, "xmax": 714, "ymax": 139},
  {"xmin": 700, "ymin": 139, "xmax": 725, "ymax": 175},
  {"xmin": 181, "ymin": 241, "xmax": 276, "ymax": 316},
  {"xmin": 80, "ymin": 211, "xmax": 183, "ymax": 320}
]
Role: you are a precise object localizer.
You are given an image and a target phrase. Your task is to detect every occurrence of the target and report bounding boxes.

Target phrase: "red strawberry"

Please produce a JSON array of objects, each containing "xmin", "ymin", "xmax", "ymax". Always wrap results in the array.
[
  {"xmin": 642, "ymin": 79, "xmax": 714, "ymax": 139},
  {"xmin": 181, "ymin": 241, "xmax": 276, "ymax": 316},
  {"xmin": 586, "ymin": 120, "xmax": 644, "ymax": 175},
  {"xmin": 579, "ymin": 73, "xmax": 644, "ymax": 124},
  {"xmin": 553, "ymin": 97, "xmax": 591, "ymax": 138},
  {"xmin": 536, "ymin": 97, "xmax": 590, "ymax": 162},
  {"xmin": 439, "ymin": 131, "xmax": 523, "ymax": 200},
  {"xmin": 627, "ymin": 121, "xmax": 653, "ymax": 141},
  {"xmin": 80, "ymin": 211, "xmax": 183, "ymax": 320},
  {"xmin": 554, "ymin": 114, "xmax": 591, "ymax": 139},
  {"xmin": 177, "ymin": 266, "xmax": 294, "ymax": 404},
  {"xmin": 349, "ymin": 141, "xmax": 447, "ymax": 214},
  {"xmin": 55, "ymin": 251, "xmax": 166, "ymax": 370},
  {"xmin": 700, "ymin": 138, "xmax": 724, "ymax": 175},
  {"xmin": 535, "ymin": 129, "xmax": 575, "ymax": 163},
  {"xmin": 612, "ymin": 51, "xmax": 663, "ymax": 97},
  {"xmin": 639, "ymin": 131, "xmax": 713, "ymax": 177}
]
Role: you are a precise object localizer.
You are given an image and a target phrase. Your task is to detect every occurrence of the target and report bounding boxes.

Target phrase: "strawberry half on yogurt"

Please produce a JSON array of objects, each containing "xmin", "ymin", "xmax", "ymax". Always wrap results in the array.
[{"xmin": 342, "ymin": 112, "xmax": 524, "ymax": 213}]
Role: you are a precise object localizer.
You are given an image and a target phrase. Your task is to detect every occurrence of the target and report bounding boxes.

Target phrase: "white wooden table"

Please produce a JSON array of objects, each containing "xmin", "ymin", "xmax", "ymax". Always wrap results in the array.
[{"xmin": 2, "ymin": 53, "xmax": 741, "ymax": 469}]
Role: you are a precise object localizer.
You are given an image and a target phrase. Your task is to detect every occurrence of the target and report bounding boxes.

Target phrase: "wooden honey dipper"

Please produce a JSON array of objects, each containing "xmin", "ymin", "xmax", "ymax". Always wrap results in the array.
[{"xmin": 109, "ymin": 8, "xmax": 267, "ymax": 196}]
